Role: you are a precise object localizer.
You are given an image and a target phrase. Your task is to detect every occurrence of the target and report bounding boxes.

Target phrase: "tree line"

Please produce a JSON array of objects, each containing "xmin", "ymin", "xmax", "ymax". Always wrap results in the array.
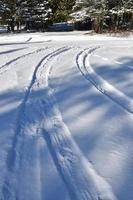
[
  {"xmin": 74, "ymin": 0, "xmax": 133, "ymax": 32},
  {"xmin": 0, "ymin": 0, "xmax": 75, "ymax": 32},
  {"xmin": 0, "ymin": 0, "xmax": 133, "ymax": 32}
]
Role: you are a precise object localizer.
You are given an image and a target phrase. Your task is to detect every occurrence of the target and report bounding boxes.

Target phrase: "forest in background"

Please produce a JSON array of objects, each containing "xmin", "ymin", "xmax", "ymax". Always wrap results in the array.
[
  {"xmin": 0, "ymin": 0, "xmax": 75, "ymax": 31},
  {"xmin": 0, "ymin": 0, "xmax": 133, "ymax": 32}
]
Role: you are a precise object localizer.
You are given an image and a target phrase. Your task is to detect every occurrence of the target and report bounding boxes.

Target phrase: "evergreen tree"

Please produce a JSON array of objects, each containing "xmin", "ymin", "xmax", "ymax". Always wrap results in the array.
[
  {"xmin": 0, "ymin": 1, "xmax": 4, "ymax": 14},
  {"xmin": 0, "ymin": 1, "xmax": 4, "ymax": 23},
  {"xmin": 17, "ymin": 0, "xmax": 52, "ymax": 30},
  {"xmin": 73, "ymin": 0, "xmax": 133, "ymax": 32},
  {"xmin": 0, "ymin": 0, "xmax": 16, "ymax": 31},
  {"xmin": 49, "ymin": 0, "xmax": 76, "ymax": 22},
  {"xmin": 1, "ymin": 0, "xmax": 76, "ymax": 29}
]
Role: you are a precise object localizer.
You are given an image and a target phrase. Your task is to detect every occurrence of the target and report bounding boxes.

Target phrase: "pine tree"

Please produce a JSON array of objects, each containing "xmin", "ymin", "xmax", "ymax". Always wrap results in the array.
[
  {"xmin": 0, "ymin": 0, "xmax": 16, "ymax": 31},
  {"xmin": 33, "ymin": 0, "xmax": 52, "ymax": 29},
  {"xmin": 0, "ymin": 1, "xmax": 4, "ymax": 13},
  {"xmin": 18, "ymin": 0, "xmax": 52, "ymax": 30},
  {"xmin": 0, "ymin": 1, "xmax": 4, "ymax": 22},
  {"xmin": 49, "ymin": 0, "xmax": 76, "ymax": 22},
  {"xmin": 72, "ymin": 0, "xmax": 133, "ymax": 32}
]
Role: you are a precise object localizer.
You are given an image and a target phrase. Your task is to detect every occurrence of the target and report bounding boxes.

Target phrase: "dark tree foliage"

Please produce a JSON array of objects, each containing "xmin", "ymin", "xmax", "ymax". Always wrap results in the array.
[
  {"xmin": 17, "ymin": 0, "xmax": 52, "ymax": 30},
  {"xmin": 0, "ymin": 0, "xmax": 16, "ymax": 31},
  {"xmin": 74, "ymin": 0, "xmax": 133, "ymax": 32},
  {"xmin": 48, "ymin": 0, "xmax": 76, "ymax": 22},
  {"xmin": 0, "ymin": 0, "xmax": 76, "ymax": 31}
]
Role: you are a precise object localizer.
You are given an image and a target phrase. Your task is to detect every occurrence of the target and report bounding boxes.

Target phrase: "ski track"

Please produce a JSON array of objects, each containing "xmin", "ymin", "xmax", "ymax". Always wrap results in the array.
[
  {"xmin": 76, "ymin": 48, "xmax": 133, "ymax": 114},
  {"xmin": 0, "ymin": 47, "xmax": 48, "ymax": 74},
  {"xmin": 1, "ymin": 47, "xmax": 70, "ymax": 200}
]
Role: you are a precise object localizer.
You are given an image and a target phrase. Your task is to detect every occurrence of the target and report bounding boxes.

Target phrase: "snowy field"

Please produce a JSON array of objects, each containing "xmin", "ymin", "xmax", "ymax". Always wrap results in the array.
[{"xmin": 0, "ymin": 32, "xmax": 133, "ymax": 200}]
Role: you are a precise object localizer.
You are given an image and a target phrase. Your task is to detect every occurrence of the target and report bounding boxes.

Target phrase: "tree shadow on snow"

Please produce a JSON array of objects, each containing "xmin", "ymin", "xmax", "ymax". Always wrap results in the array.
[
  {"xmin": 0, "ymin": 88, "xmax": 70, "ymax": 200},
  {"xmin": 91, "ymin": 56, "xmax": 133, "ymax": 98},
  {"xmin": 0, "ymin": 56, "xmax": 133, "ymax": 200},
  {"xmin": 50, "ymin": 61, "xmax": 133, "ymax": 200}
]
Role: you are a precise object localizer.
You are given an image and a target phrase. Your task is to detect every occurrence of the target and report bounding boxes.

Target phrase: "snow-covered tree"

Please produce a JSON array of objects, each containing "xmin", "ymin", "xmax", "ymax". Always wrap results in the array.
[
  {"xmin": 0, "ymin": 0, "xmax": 16, "ymax": 31},
  {"xmin": 49, "ymin": 0, "xmax": 76, "ymax": 22},
  {"xmin": 17, "ymin": 0, "xmax": 52, "ymax": 30},
  {"xmin": 0, "ymin": 0, "xmax": 52, "ymax": 31},
  {"xmin": 71, "ymin": 0, "xmax": 133, "ymax": 32},
  {"xmin": 0, "ymin": 1, "xmax": 5, "ymax": 22}
]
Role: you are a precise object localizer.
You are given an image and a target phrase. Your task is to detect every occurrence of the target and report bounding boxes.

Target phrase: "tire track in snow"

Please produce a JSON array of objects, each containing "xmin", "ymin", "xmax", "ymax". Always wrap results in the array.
[
  {"xmin": 1, "ymin": 47, "xmax": 70, "ymax": 200},
  {"xmin": 34, "ymin": 49, "xmax": 117, "ymax": 200},
  {"xmin": 76, "ymin": 48, "xmax": 133, "ymax": 114},
  {"xmin": 26, "ymin": 37, "xmax": 32, "ymax": 43},
  {"xmin": 43, "ymin": 113, "xmax": 117, "ymax": 200},
  {"xmin": 0, "ymin": 47, "xmax": 47, "ymax": 74},
  {"xmin": 1, "ymin": 46, "xmax": 117, "ymax": 200},
  {"xmin": 0, "ymin": 47, "xmax": 27, "ymax": 55}
]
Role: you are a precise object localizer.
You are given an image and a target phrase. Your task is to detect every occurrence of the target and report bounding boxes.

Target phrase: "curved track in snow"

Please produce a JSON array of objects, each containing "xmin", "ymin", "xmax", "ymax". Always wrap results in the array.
[
  {"xmin": 40, "ymin": 48, "xmax": 118, "ymax": 200},
  {"xmin": 0, "ymin": 33, "xmax": 133, "ymax": 200},
  {"xmin": 76, "ymin": 48, "xmax": 133, "ymax": 114},
  {"xmin": 0, "ymin": 48, "xmax": 48, "ymax": 74},
  {"xmin": 1, "ymin": 47, "xmax": 70, "ymax": 200},
  {"xmin": 0, "ymin": 47, "xmax": 27, "ymax": 56},
  {"xmin": 0, "ymin": 46, "xmax": 118, "ymax": 200}
]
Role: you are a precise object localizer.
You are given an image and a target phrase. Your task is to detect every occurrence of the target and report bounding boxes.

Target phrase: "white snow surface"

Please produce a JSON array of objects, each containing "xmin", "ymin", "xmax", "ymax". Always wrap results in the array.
[{"xmin": 0, "ymin": 32, "xmax": 133, "ymax": 200}]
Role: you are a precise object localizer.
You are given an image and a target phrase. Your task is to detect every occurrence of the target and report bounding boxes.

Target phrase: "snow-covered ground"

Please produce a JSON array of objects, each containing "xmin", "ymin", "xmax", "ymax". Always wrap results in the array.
[{"xmin": 0, "ymin": 32, "xmax": 133, "ymax": 200}]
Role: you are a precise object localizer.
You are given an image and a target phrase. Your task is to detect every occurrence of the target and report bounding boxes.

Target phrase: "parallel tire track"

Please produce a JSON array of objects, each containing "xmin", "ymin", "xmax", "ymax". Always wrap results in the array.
[
  {"xmin": 1, "ymin": 46, "xmax": 118, "ymax": 200},
  {"xmin": 0, "ymin": 47, "xmax": 47, "ymax": 74},
  {"xmin": 40, "ymin": 49, "xmax": 117, "ymax": 200},
  {"xmin": 76, "ymin": 48, "xmax": 133, "ymax": 114},
  {"xmin": 1, "ymin": 47, "xmax": 70, "ymax": 200}
]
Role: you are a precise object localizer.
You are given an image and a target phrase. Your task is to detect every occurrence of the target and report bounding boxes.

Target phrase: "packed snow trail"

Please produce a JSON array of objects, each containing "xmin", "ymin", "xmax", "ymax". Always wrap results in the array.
[
  {"xmin": 76, "ymin": 48, "xmax": 133, "ymax": 114},
  {"xmin": 42, "ymin": 92, "xmax": 118, "ymax": 200},
  {"xmin": 41, "ymin": 49, "xmax": 118, "ymax": 200},
  {"xmin": 1, "ymin": 45, "xmax": 118, "ymax": 200},
  {"xmin": 1, "ymin": 33, "xmax": 133, "ymax": 200},
  {"xmin": 1, "ymin": 47, "xmax": 70, "ymax": 200}
]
